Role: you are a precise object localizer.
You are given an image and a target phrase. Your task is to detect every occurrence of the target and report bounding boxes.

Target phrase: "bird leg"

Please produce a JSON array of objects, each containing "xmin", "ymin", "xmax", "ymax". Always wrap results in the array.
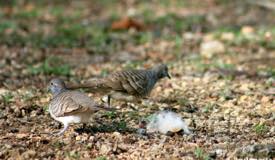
[
  {"xmin": 107, "ymin": 95, "xmax": 111, "ymax": 107},
  {"xmin": 54, "ymin": 123, "xmax": 69, "ymax": 136},
  {"xmin": 100, "ymin": 95, "xmax": 112, "ymax": 107}
]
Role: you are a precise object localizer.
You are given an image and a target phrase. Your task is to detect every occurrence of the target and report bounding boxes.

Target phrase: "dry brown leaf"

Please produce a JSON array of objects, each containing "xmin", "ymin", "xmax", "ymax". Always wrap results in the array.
[{"xmin": 111, "ymin": 17, "xmax": 145, "ymax": 31}]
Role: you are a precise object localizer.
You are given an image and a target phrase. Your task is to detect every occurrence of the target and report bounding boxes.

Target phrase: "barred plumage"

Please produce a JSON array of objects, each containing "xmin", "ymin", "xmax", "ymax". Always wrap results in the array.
[
  {"xmin": 68, "ymin": 64, "xmax": 171, "ymax": 106},
  {"xmin": 48, "ymin": 78, "xmax": 111, "ymax": 135}
]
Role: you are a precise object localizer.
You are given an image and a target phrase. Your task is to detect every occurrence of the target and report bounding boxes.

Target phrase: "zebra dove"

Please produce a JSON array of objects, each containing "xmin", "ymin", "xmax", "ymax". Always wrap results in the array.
[
  {"xmin": 48, "ymin": 78, "xmax": 111, "ymax": 135},
  {"xmin": 68, "ymin": 64, "xmax": 171, "ymax": 106}
]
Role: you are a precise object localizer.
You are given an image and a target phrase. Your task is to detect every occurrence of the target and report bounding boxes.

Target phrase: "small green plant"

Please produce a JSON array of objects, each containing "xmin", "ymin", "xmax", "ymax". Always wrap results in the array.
[
  {"xmin": 253, "ymin": 123, "xmax": 268, "ymax": 135},
  {"xmin": 194, "ymin": 147, "xmax": 210, "ymax": 160},
  {"xmin": 52, "ymin": 141, "xmax": 65, "ymax": 149},
  {"xmin": 66, "ymin": 150, "xmax": 80, "ymax": 159},
  {"xmin": 104, "ymin": 111, "xmax": 117, "ymax": 119},
  {"xmin": 96, "ymin": 156, "xmax": 107, "ymax": 160},
  {"xmin": 2, "ymin": 92, "xmax": 13, "ymax": 105},
  {"xmin": 0, "ymin": 21, "xmax": 17, "ymax": 33},
  {"xmin": 202, "ymin": 103, "xmax": 217, "ymax": 113},
  {"xmin": 177, "ymin": 97, "xmax": 190, "ymax": 106},
  {"xmin": 95, "ymin": 120, "xmax": 130, "ymax": 133},
  {"xmin": 258, "ymin": 67, "xmax": 275, "ymax": 78},
  {"xmin": 14, "ymin": 9, "xmax": 40, "ymax": 19},
  {"xmin": 213, "ymin": 61, "xmax": 235, "ymax": 70},
  {"xmin": 21, "ymin": 91, "xmax": 35, "ymax": 102},
  {"xmin": 123, "ymin": 61, "xmax": 144, "ymax": 70},
  {"xmin": 28, "ymin": 56, "xmax": 71, "ymax": 76},
  {"xmin": 100, "ymin": 69, "xmax": 110, "ymax": 77},
  {"xmin": 127, "ymin": 111, "xmax": 139, "ymax": 120},
  {"xmin": 117, "ymin": 121, "xmax": 127, "ymax": 131},
  {"xmin": 42, "ymin": 105, "xmax": 49, "ymax": 113},
  {"xmin": 219, "ymin": 88, "xmax": 233, "ymax": 100},
  {"xmin": 135, "ymin": 32, "xmax": 153, "ymax": 44}
]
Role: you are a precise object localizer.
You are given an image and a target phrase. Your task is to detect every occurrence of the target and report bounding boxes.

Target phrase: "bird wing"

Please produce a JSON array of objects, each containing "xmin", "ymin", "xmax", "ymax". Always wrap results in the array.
[
  {"xmin": 105, "ymin": 70, "xmax": 150, "ymax": 96},
  {"xmin": 51, "ymin": 91, "xmax": 103, "ymax": 117}
]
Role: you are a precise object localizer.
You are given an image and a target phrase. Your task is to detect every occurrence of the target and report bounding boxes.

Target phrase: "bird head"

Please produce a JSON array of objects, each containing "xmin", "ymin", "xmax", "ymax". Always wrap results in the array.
[
  {"xmin": 48, "ymin": 78, "xmax": 66, "ymax": 95},
  {"xmin": 153, "ymin": 64, "xmax": 171, "ymax": 79}
]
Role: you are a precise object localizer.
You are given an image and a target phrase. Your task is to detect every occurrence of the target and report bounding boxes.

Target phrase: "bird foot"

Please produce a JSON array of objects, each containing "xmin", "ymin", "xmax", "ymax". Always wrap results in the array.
[{"xmin": 51, "ymin": 124, "xmax": 69, "ymax": 136}]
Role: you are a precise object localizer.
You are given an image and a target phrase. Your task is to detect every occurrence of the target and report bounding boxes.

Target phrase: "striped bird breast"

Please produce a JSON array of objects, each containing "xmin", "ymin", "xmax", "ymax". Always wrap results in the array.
[
  {"xmin": 49, "ymin": 94, "xmax": 70, "ymax": 117},
  {"xmin": 127, "ymin": 70, "xmax": 157, "ymax": 97}
]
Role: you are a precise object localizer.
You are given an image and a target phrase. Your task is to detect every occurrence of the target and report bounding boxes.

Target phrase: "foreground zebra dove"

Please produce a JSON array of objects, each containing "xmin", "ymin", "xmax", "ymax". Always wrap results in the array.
[
  {"xmin": 48, "ymin": 78, "xmax": 111, "ymax": 135},
  {"xmin": 68, "ymin": 64, "xmax": 171, "ymax": 106}
]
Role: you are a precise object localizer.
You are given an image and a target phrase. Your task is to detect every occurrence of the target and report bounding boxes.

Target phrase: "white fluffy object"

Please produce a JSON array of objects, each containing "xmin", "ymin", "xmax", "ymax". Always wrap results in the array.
[{"xmin": 146, "ymin": 111, "xmax": 191, "ymax": 135}]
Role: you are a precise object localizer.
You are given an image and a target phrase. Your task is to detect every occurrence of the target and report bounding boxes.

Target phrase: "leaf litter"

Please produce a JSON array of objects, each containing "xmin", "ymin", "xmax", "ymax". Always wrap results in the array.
[{"xmin": 0, "ymin": 1, "xmax": 274, "ymax": 159}]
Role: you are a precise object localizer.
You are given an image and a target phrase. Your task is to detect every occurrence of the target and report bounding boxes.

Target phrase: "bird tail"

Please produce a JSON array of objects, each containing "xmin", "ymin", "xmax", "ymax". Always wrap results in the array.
[{"xmin": 67, "ymin": 79, "xmax": 109, "ymax": 91}]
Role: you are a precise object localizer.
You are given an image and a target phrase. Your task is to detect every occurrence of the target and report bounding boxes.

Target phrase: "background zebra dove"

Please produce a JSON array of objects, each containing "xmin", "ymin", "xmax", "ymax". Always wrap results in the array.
[
  {"xmin": 48, "ymin": 78, "xmax": 111, "ymax": 135},
  {"xmin": 68, "ymin": 64, "xmax": 171, "ymax": 106}
]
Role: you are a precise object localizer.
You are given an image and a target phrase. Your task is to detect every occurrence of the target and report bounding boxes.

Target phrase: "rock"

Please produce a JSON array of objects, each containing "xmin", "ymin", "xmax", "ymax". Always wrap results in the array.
[
  {"xmin": 261, "ymin": 96, "xmax": 270, "ymax": 103},
  {"xmin": 215, "ymin": 149, "xmax": 225, "ymax": 157},
  {"xmin": 270, "ymin": 127, "xmax": 275, "ymax": 133},
  {"xmin": 200, "ymin": 40, "xmax": 225, "ymax": 58},
  {"xmin": 5, "ymin": 144, "xmax": 12, "ymax": 149},
  {"xmin": 241, "ymin": 26, "xmax": 254, "ymax": 35},
  {"xmin": 16, "ymin": 133, "xmax": 28, "ymax": 139},
  {"xmin": 235, "ymin": 144, "xmax": 275, "ymax": 158},
  {"xmin": 112, "ymin": 131, "xmax": 121, "ymax": 138},
  {"xmin": 22, "ymin": 150, "xmax": 36, "ymax": 159},
  {"xmin": 87, "ymin": 142, "xmax": 93, "ymax": 148},
  {"xmin": 220, "ymin": 32, "xmax": 235, "ymax": 41},
  {"xmin": 75, "ymin": 136, "xmax": 81, "ymax": 141},
  {"xmin": 137, "ymin": 128, "xmax": 146, "ymax": 135},
  {"xmin": 100, "ymin": 144, "xmax": 112, "ymax": 154},
  {"xmin": 241, "ymin": 26, "xmax": 256, "ymax": 39}
]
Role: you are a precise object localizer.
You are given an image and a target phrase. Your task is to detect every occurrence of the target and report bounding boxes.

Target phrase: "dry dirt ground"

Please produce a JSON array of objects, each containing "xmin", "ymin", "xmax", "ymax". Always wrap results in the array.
[{"xmin": 0, "ymin": 1, "xmax": 274, "ymax": 159}]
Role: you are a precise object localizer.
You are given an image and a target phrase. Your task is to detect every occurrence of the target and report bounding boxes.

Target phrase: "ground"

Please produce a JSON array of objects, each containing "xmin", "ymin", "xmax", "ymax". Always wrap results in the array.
[{"xmin": 0, "ymin": 0, "xmax": 274, "ymax": 159}]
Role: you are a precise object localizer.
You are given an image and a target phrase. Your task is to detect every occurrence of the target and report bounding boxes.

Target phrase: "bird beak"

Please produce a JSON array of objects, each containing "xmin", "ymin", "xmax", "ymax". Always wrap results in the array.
[{"xmin": 167, "ymin": 73, "xmax": 171, "ymax": 79}]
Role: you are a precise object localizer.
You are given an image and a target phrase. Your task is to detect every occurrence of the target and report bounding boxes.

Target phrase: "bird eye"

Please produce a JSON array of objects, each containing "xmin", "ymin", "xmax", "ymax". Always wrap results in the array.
[{"xmin": 51, "ymin": 82, "xmax": 53, "ymax": 85}]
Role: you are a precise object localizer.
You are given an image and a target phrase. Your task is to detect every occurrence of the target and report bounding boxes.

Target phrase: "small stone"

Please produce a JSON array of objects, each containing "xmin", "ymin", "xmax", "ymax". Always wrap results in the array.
[
  {"xmin": 87, "ymin": 143, "xmax": 93, "ymax": 148},
  {"xmin": 137, "ymin": 128, "xmax": 146, "ymax": 135},
  {"xmin": 170, "ymin": 127, "xmax": 183, "ymax": 133},
  {"xmin": 200, "ymin": 40, "xmax": 225, "ymax": 58},
  {"xmin": 241, "ymin": 26, "xmax": 256, "ymax": 39},
  {"xmin": 16, "ymin": 133, "xmax": 28, "ymax": 139},
  {"xmin": 89, "ymin": 136, "xmax": 95, "ymax": 141},
  {"xmin": 100, "ymin": 144, "xmax": 112, "ymax": 154},
  {"xmin": 215, "ymin": 149, "xmax": 224, "ymax": 156},
  {"xmin": 40, "ymin": 97, "xmax": 50, "ymax": 103},
  {"xmin": 241, "ymin": 26, "xmax": 254, "ymax": 34},
  {"xmin": 75, "ymin": 136, "xmax": 81, "ymax": 141},
  {"xmin": 239, "ymin": 95, "xmax": 249, "ymax": 103},
  {"xmin": 220, "ymin": 32, "xmax": 234, "ymax": 41},
  {"xmin": 265, "ymin": 31, "xmax": 272, "ymax": 40},
  {"xmin": 261, "ymin": 96, "xmax": 270, "ymax": 103},
  {"xmin": 112, "ymin": 131, "xmax": 121, "ymax": 138},
  {"xmin": 5, "ymin": 144, "xmax": 12, "ymax": 149},
  {"xmin": 270, "ymin": 127, "xmax": 275, "ymax": 133},
  {"xmin": 22, "ymin": 150, "xmax": 36, "ymax": 159}
]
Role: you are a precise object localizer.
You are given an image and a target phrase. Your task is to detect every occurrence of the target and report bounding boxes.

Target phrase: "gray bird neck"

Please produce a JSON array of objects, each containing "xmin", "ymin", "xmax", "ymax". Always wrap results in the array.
[
  {"xmin": 150, "ymin": 68, "xmax": 162, "ymax": 80},
  {"xmin": 53, "ymin": 88, "xmax": 67, "ymax": 97}
]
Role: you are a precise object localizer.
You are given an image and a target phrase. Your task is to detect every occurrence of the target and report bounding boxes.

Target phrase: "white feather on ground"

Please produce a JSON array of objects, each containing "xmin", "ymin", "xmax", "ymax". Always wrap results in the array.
[{"xmin": 146, "ymin": 111, "xmax": 191, "ymax": 135}]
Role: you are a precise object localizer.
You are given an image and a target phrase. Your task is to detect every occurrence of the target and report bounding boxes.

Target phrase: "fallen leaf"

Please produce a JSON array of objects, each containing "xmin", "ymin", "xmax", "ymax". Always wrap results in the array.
[{"xmin": 111, "ymin": 17, "xmax": 144, "ymax": 30}]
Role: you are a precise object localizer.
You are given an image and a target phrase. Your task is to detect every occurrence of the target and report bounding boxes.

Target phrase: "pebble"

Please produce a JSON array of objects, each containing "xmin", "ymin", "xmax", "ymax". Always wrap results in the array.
[{"xmin": 200, "ymin": 40, "xmax": 225, "ymax": 58}]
